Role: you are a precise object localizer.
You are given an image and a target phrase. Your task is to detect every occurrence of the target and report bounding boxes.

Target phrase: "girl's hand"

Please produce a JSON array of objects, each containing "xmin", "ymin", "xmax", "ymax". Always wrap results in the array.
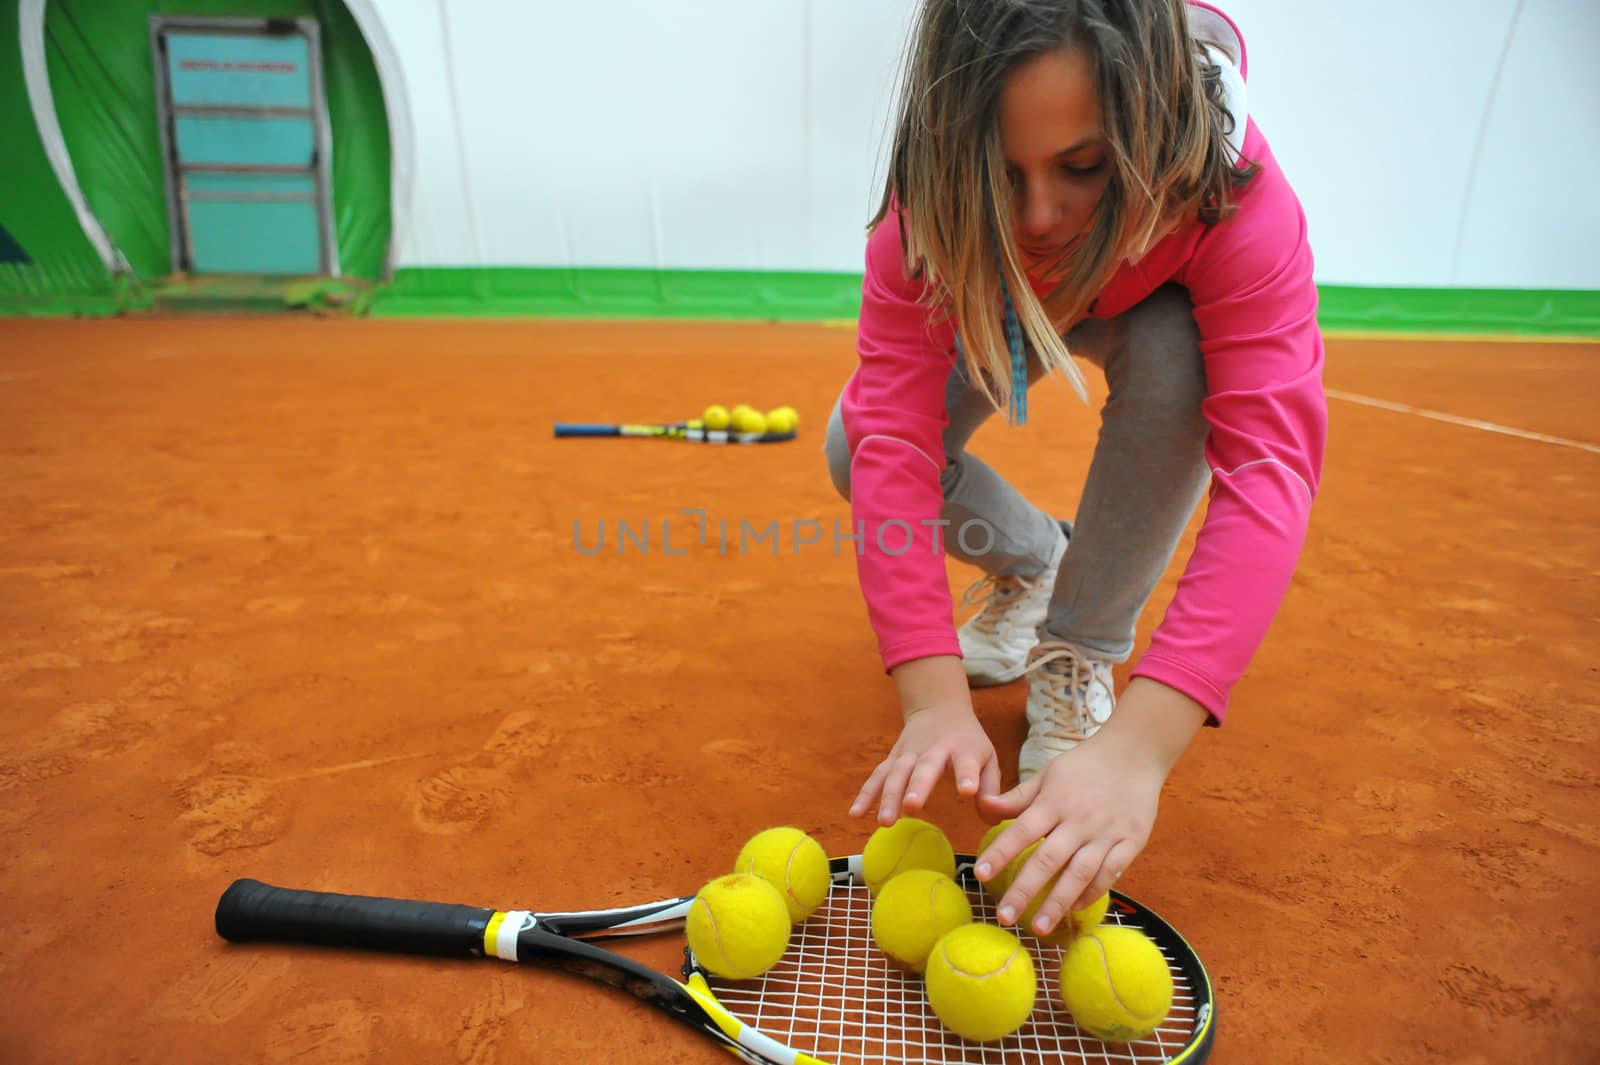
[
  {"xmin": 972, "ymin": 678, "xmax": 1209, "ymax": 935},
  {"xmin": 850, "ymin": 654, "xmax": 1002, "ymax": 825},
  {"xmin": 975, "ymin": 735, "xmax": 1162, "ymax": 934},
  {"xmin": 850, "ymin": 700, "xmax": 1003, "ymax": 826}
]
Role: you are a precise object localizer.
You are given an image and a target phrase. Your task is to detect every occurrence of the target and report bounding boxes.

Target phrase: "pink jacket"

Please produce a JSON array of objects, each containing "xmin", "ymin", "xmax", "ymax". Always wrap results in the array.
[{"xmin": 839, "ymin": 32, "xmax": 1325, "ymax": 723}]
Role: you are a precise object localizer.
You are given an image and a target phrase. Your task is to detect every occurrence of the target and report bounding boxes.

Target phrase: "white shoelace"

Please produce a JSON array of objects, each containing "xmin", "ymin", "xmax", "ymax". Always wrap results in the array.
[
  {"xmin": 1022, "ymin": 640, "xmax": 1115, "ymax": 742},
  {"xmin": 959, "ymin": 569, "xmax": 1046, "ymax": 637}
]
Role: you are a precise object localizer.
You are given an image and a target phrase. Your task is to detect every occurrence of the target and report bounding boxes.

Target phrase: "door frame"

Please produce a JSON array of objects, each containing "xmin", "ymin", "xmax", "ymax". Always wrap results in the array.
[{"xmin": 148, "ymin": 15, "xmax": 339, "ymax": 276}]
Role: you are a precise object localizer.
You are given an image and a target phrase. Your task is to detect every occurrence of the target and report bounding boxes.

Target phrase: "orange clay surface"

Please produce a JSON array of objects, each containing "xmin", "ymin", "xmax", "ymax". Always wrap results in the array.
[{"xmin": 1, "ymin": 318, "xmax": 1596, "ymax": 1064}]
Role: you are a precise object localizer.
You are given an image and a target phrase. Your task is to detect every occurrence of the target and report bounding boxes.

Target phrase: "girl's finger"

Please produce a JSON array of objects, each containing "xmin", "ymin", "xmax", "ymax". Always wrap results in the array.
[
  {"xmin": 874, "ymin": 753, "xmax": 920, "ymax": 825},
  {"xmin": 951, "ymin": 751, "xmax": 985, "ymax": 798},
  {"xmin": 1030, "ymin": 839, "xmax": 1110, "ymax": 937},
  {"xmin": 976, "ymin": 752, "xmax": 1003, "ymax": 803},
  {"xmin": 901, "ymin": 753, "xmax": 951, "ymax": 813},
  {"xmin": 1072, "ymin": 837, "xmax": 1142, "ymax": 912},
  {"xmin": 976, "ymin": 770, "xmax": 1043, "ymax": 819},
  {"xmin": 997, "ymin": 824, "xmax": 1079, "ymax": 927},
  {"xmin": 848, "ymin": 759, "xmax": 892, "ymax": 818},
  {"xmin": 973, "ymin": 778, "xmax": 1046, "ymax": 883}
]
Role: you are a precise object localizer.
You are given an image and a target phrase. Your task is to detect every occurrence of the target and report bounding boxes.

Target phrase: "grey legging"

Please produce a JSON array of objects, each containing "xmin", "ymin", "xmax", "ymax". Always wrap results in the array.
[{"xmin": 824, "ymin": 284, "xmax": 1210, "ymax": 663}]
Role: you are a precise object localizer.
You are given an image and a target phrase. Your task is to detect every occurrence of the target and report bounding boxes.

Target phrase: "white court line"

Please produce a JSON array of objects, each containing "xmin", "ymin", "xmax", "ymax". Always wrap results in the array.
[{"xmin": 1326, "ymin": 388, "xmax": 1600, "ymax": 456}]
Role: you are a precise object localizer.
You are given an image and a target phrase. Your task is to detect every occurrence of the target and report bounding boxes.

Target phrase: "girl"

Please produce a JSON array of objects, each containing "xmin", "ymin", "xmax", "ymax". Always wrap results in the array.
[{"xmin": 824, "ymin": 0, "xmax": 1326, "ymax": 940}]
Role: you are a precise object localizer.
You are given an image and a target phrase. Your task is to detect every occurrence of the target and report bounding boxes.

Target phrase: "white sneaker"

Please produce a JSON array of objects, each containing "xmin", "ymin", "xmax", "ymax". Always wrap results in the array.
[
  {"xmin": 956, "ymin": 527, "xmax": 1069, "ymax": 687},
  {"xmin": 1016, "ymin": 640, "xmax": 1116, "ymax": 781}
]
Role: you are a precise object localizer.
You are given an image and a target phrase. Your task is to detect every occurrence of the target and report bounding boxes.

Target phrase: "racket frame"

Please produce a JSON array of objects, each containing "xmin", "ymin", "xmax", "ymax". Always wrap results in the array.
[{"xmin": 553, "ymin": 421, "xmax": 796, "ymax": 444}]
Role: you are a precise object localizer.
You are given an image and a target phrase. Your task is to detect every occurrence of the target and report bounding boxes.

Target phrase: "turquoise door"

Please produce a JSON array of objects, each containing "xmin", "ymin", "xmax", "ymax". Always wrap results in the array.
[{"xmin": 156, "ymin": 24, "xmax": 331, "ymax": 275}]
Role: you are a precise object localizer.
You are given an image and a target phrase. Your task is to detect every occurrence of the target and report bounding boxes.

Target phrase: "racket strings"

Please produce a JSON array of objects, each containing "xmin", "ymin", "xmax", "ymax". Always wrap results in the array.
[{"xmin": 707, "ymin": 877, "xmax": 1199, "ymax": 1064}]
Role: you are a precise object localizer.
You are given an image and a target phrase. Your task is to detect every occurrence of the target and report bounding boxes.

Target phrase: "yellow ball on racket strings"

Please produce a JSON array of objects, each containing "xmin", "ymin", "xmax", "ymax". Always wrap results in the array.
[
  {"xmin": 764, "ymin": 408, "xmax": 797, "ymax": 434},
  {"xmin": 925, "ymin": 923, "xmax": 1037, "ymax": 1043},
  {"xmin": 862, "ymin": 817, "xmax": 956, "ymax": 895},
  {"xmin": 1068, "ymin": 891, "xmax": 1111, "ymax": 935},
  {"xmin": 685, "ymin": 874, "xmax": 791, "ymax": 980},
  {"xmin": 703, "ymin": 404, "xmax": 730, "ymax": 430},
  {"xmin": 976, "ymin": 819, "xmax": 1016, "ymax": 898},
  {"xmin": 1002, "ymin": 841, "xmax": 1110, "ymax": 945},
  {"xmin": 870, "ymin": 869, "xmax": 972, "ymax": 972},
  {"xmin": 733, "ymin": 408, "xmax": 767, "ymax": 434},
  {"xmin": 734, "ymin": 826, "xmax": 831, "ymax": 923},
  {"xmin": 1058, "ymin": 925, "xmax": 1173, "ymax": 1042}
]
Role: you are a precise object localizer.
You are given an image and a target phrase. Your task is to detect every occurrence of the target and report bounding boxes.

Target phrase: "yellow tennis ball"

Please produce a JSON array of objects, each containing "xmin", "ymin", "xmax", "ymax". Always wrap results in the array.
[
  {"xmin": 762, "ymin": 405, "xmax": 799, "ymax": 429},
  {"xmin": 863, "ymin": 817, "xmax": 956, "ymax": 895},
  {"xmin": 734, "ymin": 826, "xmax": 831, "ymax": 923},
  {"xmin": 743, "ymin": 410, "xmax": 768, "ymax": 434},
  {"xmin": 1059, "ymin": 925, "xmax": 1173, "ymax": 1042},
  {"xmin": 685, "ymin": 874, "xmax": 791, "ymax": 980},
  {"xmin": 976, "ymin": 819, "xmax": 1016, "ymax": 898},
  {"xmin": 870, "ymin": 869, "xmax": 973, "ymax": 972},
  {"xmin": 763, "ymin": 408, "xmax": 796, "ymax": 434},
  {"xmin": 703, "ymin": 405, "xmax": 730, "ymax": 430},
  {"xmin": 925, "ymin": 923, "xmax": 1037, "ymax": 1043},
  {"xmin": 1002, "ymin": 843, "xmax": 1110, "ymax": 946},
  {"xmin": 1069, "ymin": 892, "xmax": 1111, "ymax": 935}
]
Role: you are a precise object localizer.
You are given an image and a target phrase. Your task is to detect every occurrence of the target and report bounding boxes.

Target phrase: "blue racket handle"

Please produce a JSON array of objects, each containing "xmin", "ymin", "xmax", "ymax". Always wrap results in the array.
[{"xmin": 553, "ymin": 423, "xmax": 622, "ymax": 437}]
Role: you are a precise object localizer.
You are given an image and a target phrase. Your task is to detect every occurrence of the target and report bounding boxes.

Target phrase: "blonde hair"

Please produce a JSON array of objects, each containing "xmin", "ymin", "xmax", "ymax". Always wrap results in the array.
[{"xmin": 872, "ymin": 0, "xmax": 1257, "ymax": 415}]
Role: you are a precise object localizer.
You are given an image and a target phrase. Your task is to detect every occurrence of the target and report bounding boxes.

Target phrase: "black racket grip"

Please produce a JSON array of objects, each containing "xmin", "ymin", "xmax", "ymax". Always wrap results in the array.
[{"xmin": 216, "ymin": 878, "xmax": 496, "ymax": 959}]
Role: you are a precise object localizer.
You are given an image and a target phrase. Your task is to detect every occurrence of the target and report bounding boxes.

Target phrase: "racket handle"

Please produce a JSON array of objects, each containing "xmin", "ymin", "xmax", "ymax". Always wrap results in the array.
[
  {"xmin": 552, "ymin": 423, "xmax": 621, "ymax": 437},
  {"xmin": 215, "ymin": 878, "xmax": 495, "ymax": 959}
]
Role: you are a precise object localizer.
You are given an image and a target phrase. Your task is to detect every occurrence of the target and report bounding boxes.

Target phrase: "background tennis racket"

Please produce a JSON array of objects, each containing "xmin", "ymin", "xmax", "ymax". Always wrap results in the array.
[
  {"xmin": 215, "ymin": 854, "xmax": 1215, "ymax": 1065},
  {"xmin": 554, "ymin": 421, "xmax": 796, "ymax": 444}
]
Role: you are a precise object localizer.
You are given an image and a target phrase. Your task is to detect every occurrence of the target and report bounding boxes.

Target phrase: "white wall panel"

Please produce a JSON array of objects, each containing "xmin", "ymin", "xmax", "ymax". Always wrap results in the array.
[
  {"xmin": 371, "ymin": 0, "xmax": 1598, "ymax": 289},
  {"xmin": 1452, "ymin": 0, "xmax": 1600, "ymax": 288},
  {"xmin": 1220, "ymin": 0, "xmax": 1522, "ymax": 286},
  {"xmin": 365, "ymin": 1, "xmax": 476, "ymax": 266}
]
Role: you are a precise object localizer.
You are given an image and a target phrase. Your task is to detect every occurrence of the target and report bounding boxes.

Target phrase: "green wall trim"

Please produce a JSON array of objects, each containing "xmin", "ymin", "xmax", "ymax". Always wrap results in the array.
[
  {"xmin": 0, "ymin": 270, "xmax": 150, "ymax": 317},
  {"xmin": 6, "ymin": 264, "xmax": 1599, "ymax": 338},
  {"xmin": 371, "ymin": 269, "xmax": 1600, "ymax": 337},
  {"xmin": 1315, "ymin": 285, "xmax": 1600, "ymax": 338},
  {"xmin": 370, "ymin": 267, "xmax": 866, "ymax": 322}
]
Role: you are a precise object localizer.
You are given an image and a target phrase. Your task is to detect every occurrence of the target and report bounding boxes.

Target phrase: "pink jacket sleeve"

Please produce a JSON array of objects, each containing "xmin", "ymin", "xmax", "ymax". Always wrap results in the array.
[
  {"xmin": 839, "ymin": 210, "xmax": 965, "ymax": 671},
  {"xmin": 1132, "ymin": 127, "xmax": 1327, "ymax": 721}
]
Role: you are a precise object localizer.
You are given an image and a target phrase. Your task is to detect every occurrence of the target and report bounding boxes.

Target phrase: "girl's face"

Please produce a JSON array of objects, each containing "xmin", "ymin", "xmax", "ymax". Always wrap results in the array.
[{"xmin": 999, "ymin": 45, "xmax": 1111, "ymax": 272}]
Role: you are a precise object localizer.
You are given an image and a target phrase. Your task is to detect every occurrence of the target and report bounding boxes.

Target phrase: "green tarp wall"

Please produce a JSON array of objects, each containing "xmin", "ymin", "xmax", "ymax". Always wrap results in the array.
[{"xmin": 1, "ymin": 0, "xmax": 389, "ymax": 314}]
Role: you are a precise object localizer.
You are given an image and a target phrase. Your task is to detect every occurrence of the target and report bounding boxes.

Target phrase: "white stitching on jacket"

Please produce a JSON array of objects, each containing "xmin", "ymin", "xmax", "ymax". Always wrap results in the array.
[{"xmin": 857, "ymin": 434, "xmax": 942, "ymax": 473}]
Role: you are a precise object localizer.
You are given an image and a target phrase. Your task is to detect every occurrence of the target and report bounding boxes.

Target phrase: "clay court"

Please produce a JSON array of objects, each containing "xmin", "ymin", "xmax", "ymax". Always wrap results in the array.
[{"xmin": 1, "ymin": 317, "xmax": 1595, "ymax": 1063}]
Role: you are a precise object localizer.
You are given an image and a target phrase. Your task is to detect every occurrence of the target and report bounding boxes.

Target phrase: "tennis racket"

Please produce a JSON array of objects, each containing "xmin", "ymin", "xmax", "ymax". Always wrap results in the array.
[
  {"xmin": 214, "ymin": 854, "xmax": 1214, "ymax": 1064},
  {"xmin": 554, "ymin": 422, "xmax": 796, "ymax": 444}
]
